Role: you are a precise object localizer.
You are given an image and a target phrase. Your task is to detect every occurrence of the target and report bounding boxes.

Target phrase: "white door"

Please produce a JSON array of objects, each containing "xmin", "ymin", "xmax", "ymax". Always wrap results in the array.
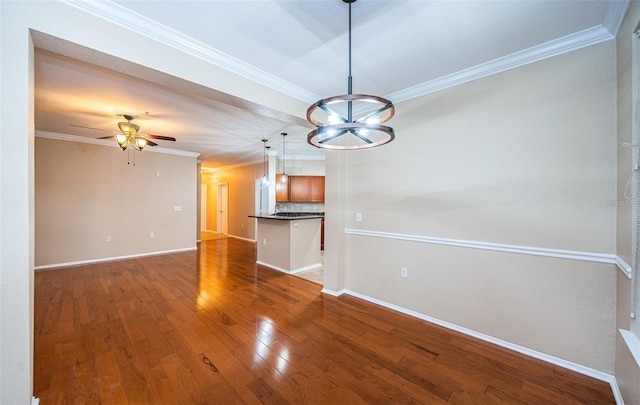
[
  {"xmin": 217, "ymin": 183, "xmax": 229, "ymax": 234},
  {"xmin": 200, "ymin": 184, "xmax": 207, "ymax": 231}
]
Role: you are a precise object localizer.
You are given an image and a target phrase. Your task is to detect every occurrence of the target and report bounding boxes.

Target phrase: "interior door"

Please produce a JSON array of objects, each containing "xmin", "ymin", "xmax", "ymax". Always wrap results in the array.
[{"xmin": 217, "ymin": 183, "xmax": 229, "ymax": 234}]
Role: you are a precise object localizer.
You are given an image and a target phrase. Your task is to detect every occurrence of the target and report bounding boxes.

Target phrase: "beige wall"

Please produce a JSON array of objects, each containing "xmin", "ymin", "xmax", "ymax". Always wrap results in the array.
[
  {"xmin": 35, "ymin": 137, "xmax": 198, "ymax": 267},
  {"xmin": 256, "ymin": 218, "xmax": 321, "ymax": 272},
  {"xmin": 325, "ymin": 41, "xmax": 618, "ymax": 374},
  {"xmin": 203, "ymin": 163, "xmax": 264, "ymax": 241},
  {"xmin": 616, "ymin": 1, "xmax": 640, "ymax": 403}
]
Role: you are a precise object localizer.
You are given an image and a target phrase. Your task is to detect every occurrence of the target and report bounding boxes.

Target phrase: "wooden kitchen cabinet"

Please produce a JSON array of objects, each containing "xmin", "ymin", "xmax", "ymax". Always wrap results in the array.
[
  {"xmin": 275, "ymin": 174, "xmax": 289, "ymax": 202},
  {"xmin": 290, "ymin": 176, "xmax": 325, "ymax": 202},
  {"xmin": 309, "ymin": 177, "xmax": 325, "ymax": 202}
]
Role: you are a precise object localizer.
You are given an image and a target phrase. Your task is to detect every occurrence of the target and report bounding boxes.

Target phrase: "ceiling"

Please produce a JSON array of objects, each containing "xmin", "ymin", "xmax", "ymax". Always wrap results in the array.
[{"xmin": 34, "ymin": 0, "xmax": 628, "ymax": 170}]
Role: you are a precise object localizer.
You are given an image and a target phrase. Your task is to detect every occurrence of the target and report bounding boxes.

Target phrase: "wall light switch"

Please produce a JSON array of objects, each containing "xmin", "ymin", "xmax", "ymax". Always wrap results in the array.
[
  {"xmin": 263, "ymin": 238, "xmax": 267, "ymax": 245},
  {"xmin": 174, "ymin": 206, "xmax": 182, "ymax": 212},
  {"xmin": 356, "ymin": 212, "xmax": 362, "ymax": 222},
  {"xmin": 401, "ymin": 267, "xmax": 408, "ymax": 278},
  {"xmin": 106, "ymin": 236, "xmax": 112, "ymax": 242},
  {"xmin": 149, "ymin": 232, "xmax": 155, "ymax": 238}
]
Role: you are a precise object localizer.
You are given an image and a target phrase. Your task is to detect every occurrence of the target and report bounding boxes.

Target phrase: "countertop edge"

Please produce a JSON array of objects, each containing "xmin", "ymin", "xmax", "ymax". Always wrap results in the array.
[{"xmin": 249, "ymin": 215, "xmax": 324, "ymax": 220}]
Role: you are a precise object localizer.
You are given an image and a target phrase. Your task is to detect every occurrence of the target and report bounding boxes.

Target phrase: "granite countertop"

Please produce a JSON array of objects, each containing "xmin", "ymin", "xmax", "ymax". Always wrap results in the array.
[{"xmin": 249, "ymin": 212, "xmax": 324, "ymax": 220}]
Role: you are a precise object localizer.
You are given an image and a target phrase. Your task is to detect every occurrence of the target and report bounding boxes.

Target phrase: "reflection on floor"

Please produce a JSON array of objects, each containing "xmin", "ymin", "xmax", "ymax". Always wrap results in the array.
[
  {"xmin": 293, "ymin": 252, "xmax": 324, "ymax": 285},
  {"xmin": 200, "ymin": 231, "xmax": 228, "ymax": 241}
]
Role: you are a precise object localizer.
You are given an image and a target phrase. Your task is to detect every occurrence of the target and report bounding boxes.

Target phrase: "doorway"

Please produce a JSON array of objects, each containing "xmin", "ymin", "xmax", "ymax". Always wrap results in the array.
[
  {"xmin": 200, "ymin": 184, "xmax": 207, "ymax": 231},
  {"xmin": 217, "ymin": 183, "xmax": 229, "ymax": 234}
]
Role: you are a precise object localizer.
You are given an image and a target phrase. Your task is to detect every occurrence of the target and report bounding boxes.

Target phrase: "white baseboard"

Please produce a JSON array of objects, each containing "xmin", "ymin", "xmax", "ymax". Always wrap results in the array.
[
  {"xmin": 322, "ymin": 287, "xmax": 623, "ymax": 404},
  {"xmin": 228, "ymin": 235, "xmax": 256, "ymax": 243},
  {"xmin": 34, "ymin": 247, "xmax": 198, "ymax": 270},
  {"xmin": 256, "ymin": 260, "xmax": 321, "ymax": 274}
]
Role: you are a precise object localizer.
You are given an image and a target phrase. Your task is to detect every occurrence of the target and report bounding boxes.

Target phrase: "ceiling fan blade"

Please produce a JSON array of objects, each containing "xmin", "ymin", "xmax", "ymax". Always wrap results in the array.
[
  {"xmin": 145, "ymin": 140, "xmax": 158, "ymax": 146},
  {"xmin": 145, "ymin": 134, "xmax": 176, "ymax": 141},
  {"xmin": 97, "ymin": 135, "xmax": 116, "ymax": 140}
]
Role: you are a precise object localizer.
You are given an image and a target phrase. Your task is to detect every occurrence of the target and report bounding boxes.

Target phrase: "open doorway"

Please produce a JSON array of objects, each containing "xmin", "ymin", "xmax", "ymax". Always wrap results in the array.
[{"xmin": 200, "ymin": 184, "xmax": 208, "ymax": 231}]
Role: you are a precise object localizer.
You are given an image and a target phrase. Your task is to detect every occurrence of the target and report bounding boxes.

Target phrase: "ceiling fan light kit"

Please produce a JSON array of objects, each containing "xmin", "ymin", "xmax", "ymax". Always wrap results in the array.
[
  {"xmin": 306, "ymin": 0, "xmax": 395, "ymax": 150},
  {"xmin": 102, "ymin": 114, "xmax": 176, "ymax": 152}
]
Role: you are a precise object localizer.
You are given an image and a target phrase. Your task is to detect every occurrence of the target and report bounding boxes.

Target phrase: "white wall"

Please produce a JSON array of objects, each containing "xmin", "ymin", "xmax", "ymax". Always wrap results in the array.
[
  {"xmin": 616, "ymin": 1, "xmax": 640, "ymax": 403},
  {"xmin": 1, "ymin": 2, "xmax": 35, "ymax": 402},
  {"xmin": 325, "ymin": 40, "xmax": 618, "ymax": 374}
]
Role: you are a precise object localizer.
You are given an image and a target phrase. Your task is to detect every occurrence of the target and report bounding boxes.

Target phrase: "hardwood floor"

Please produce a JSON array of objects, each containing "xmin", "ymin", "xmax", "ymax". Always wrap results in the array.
[{"xmin": 34, "ymin": 238, "xmax": 615, "ymax": 404}]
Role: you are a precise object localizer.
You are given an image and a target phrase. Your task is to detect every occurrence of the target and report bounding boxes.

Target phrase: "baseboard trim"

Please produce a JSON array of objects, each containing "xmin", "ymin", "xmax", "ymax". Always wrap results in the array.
[
  {"xmin": 256, "ymin": 260, "xmax": 321, "ymax": 274},
  {"xmin": 330, "ymin": 288, "xmax": 622, "ymax": 403},
  {"xmin": 228, "ymin": 235, "xmax": 256, "ymax": 243},
  {"xmin": 34, "ymin": 247, "xmax": 198, "ymax": 270},
  {"xmin": 321, "ymin": 288, "xmax": 347, "ymax": 297},
  {"xmin": 345, "ymin": 228, "xmax": 630, "ymax": 278}
]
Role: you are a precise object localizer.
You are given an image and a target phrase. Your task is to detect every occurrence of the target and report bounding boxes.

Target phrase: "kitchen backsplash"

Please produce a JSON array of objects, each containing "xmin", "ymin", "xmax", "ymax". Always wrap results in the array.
[{"xmin": 275, "ymin": 202, "xmax": 325, "ymax": 213}]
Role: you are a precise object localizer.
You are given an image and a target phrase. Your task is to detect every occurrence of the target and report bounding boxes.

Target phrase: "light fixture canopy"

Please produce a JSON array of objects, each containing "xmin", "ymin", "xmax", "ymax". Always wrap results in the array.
[{"xmin": 307, "ymin": 0, "xmax": 395, "ymax": 150}]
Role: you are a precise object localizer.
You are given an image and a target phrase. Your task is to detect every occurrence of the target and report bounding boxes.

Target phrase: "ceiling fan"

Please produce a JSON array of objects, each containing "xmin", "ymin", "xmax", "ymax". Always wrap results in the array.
[{"xmin": 99, "ymin": 114, "xmax": 176, "ymax": 151}]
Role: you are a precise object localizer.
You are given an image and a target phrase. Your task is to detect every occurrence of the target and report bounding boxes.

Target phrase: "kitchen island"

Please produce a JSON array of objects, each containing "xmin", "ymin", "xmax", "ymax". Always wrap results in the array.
[{"xmin": 249, "ymin": 213, "xmax": 323, "ymax": 274}]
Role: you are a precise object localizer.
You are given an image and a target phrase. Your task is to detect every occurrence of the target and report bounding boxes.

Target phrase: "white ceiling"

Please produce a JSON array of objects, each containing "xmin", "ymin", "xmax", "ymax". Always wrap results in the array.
[{"xmin": 34, "ymin": 0, "xmax": 629, "ymax": 169}]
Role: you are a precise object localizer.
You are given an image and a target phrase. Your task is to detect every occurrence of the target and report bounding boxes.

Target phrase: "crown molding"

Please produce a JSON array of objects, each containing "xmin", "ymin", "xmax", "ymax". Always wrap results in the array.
[
  {"xmin": 282, "ymin": 154, "xmax": 326, "ymax": 161},
  {"xmin": 59, "ymin": 0, "xmax": 319, "ymax": 104},
  {"xmin": 603, "ymin": 0, "xmax": 631, "ymax": 36},
  {"xmin": 36, "ymin": 131, "xmax": 201, "ymax": 158},
  {"xmin": 387, "ymin": 25, "xmax": 614, "ymax": 103},
  {"xmin": 60, "ymin": 0, "xmax": 626, "ymax": 106}
]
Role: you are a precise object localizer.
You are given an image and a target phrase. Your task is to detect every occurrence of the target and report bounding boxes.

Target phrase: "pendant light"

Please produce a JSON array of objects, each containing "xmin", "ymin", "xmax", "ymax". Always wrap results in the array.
[
  {"xmin": 306, "ymin": 0, "xmax": 395, "ymax": 150},
  {"xmin": 280, "ymin": 132, "xmax": 288, "ymax": 182},
  {"xmin": 261, "ymin": 139, "xmax": 270, "ymax": 186}
]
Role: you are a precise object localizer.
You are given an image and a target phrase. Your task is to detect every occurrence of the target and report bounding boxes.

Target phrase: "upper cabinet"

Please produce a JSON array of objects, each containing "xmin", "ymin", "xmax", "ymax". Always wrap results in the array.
[
  {"xmin": 291, "ymin": 176, "xmax": 325, "ymax": 202},
  {"xmin": 275, "ymin": 174, "xmax": 289, "ymax": 202},
  {"xmin": 280, "ymin": 176, "xmax": 325, "ymax": 203},
  {"xmin": 308, "ymin": 176, "xmax": 325, "ymax": 202}
]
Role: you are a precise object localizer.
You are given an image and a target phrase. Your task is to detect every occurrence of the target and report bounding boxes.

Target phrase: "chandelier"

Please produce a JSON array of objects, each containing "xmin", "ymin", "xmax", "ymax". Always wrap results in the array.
[{"xmin": 306, "ymin": 0, "xmax": 395, "ymax": 150}]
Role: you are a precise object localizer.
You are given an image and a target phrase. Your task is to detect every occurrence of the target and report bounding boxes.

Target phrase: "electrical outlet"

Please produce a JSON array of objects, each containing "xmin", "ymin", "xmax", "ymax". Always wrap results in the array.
[
  {"xmin": 106, "ymin": 236, "xmax": 112, "ymax": 242},
  {"xmin": 263, "ymin": 238, "xmax": 267, "ymax": 245},
  {"xmin": 356, "ymin": 212, "xmax": 362, "ymax": 222},
  {"xmin": 149, "ymin": 232, "xmax": 155, "ymax": 238},
  {"xmin": 401, "ymin": 267, "xmax": 408, "ymax": 278}
]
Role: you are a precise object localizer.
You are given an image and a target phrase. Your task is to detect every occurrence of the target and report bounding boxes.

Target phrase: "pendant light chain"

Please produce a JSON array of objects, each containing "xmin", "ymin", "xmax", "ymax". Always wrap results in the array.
[
  {"xmin": 262, "ymin": 139, "xmax": 270, "ymax": 185},
  {"xmin": 281, "ymin": 132, "xmax": 287, "ymax": 181}
]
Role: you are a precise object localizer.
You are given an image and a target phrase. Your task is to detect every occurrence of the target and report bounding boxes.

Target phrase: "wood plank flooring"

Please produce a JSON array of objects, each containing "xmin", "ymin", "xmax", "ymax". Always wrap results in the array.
[{"xmin": 34, "ymin": 238, "xmax": 615, "ymax": 404}]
